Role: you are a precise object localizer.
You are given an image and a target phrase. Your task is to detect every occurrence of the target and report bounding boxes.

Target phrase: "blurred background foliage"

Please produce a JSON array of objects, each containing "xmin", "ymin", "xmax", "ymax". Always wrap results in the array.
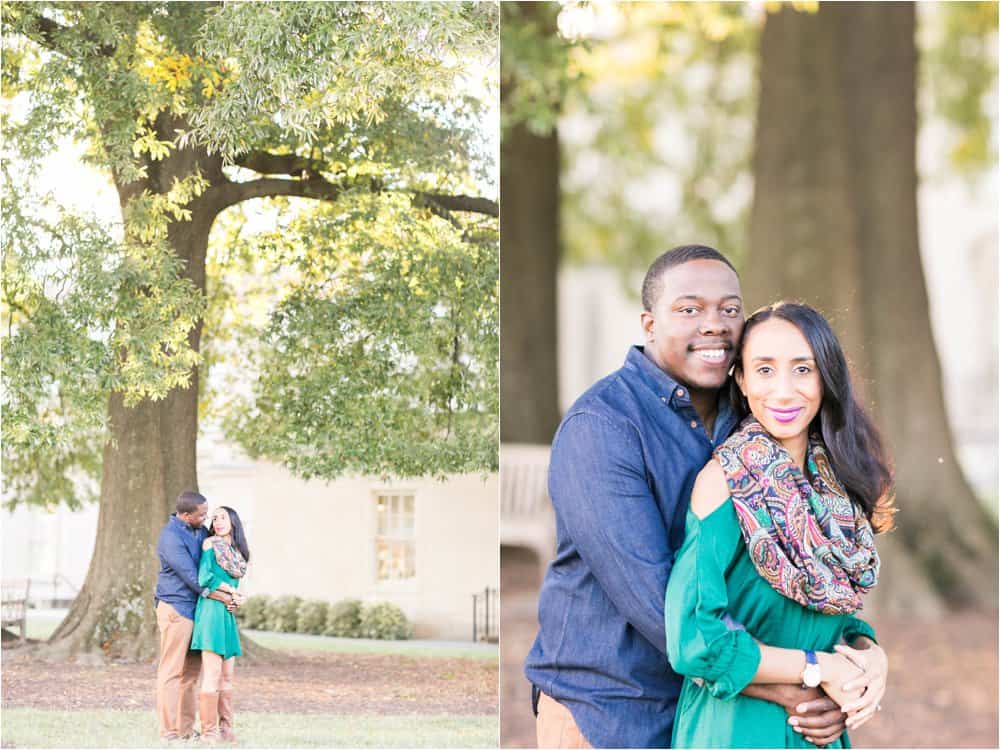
[{"xmin": 502, "ymin": 1, "xmax": 996, "ymax": 279}]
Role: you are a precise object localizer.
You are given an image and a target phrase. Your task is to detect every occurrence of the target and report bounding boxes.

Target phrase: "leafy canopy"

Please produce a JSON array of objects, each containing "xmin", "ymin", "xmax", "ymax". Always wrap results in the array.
[
  {"xmin": 502, "ymin": 1, "xmax": 996, "ymax": 281},
  {"xmin": 2, "ymin": 1, "xmax": 499, "ymax": 508}
]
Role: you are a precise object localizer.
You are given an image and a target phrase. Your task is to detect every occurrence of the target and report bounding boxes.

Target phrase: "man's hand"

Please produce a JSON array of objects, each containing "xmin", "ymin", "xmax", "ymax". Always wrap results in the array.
[
  {"xmin": 741, "ymin": 684, "xmax": 846, "ymax": 746},
  {"xmin": 207, "ymin": 590, "xmax": 239, "ymax": 612}
]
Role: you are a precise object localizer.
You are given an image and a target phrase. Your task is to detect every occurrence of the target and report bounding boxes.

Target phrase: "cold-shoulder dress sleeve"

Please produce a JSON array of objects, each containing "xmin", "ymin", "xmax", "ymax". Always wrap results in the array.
[
  {"xmin": 198, "ymin": 547, "xmax": 223, "ymax": 592},
  {"xmin": 665, "ymin": 501, "xmax": 761, "ymax": 700}
]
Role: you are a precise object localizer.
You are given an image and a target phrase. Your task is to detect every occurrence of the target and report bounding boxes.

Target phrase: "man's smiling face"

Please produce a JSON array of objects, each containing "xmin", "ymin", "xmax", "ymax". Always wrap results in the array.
[{"xmin": 641, "ymin": 259, "xmax": 744, "ymax": 394}]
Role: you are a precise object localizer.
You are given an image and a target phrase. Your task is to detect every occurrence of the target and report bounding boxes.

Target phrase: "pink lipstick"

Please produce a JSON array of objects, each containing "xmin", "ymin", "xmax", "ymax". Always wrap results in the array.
[{"xmin": 768, "ymin": 406, "xmax": 802, "ymax": 424}]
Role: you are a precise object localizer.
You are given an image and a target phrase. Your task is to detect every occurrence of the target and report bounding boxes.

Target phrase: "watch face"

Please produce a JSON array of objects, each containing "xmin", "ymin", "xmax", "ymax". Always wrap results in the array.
[{"xmin": 803, "ymin": 664, "xmax": 822, "ymax": 688}]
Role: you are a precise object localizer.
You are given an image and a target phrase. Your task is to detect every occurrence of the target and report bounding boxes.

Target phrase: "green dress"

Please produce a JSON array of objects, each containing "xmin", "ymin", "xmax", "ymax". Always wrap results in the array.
[
  {"xmin": 190, "ymin": 546, "xmax": 242, "ymax": 659},
  {"xmin": 665, "ymin": 499, "xmax": 876, "ymax": 749}
]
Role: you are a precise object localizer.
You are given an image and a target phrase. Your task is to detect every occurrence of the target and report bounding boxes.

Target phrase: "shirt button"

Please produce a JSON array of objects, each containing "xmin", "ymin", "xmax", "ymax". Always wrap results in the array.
[
  {"xmin": 661, "ymin": 396, "xmax": 667, "ymax": 403},
  {"xmin": 690, "ymin": 420, "xmax": 698, "ymax": 429},
  {"xmin": 676, "ymin": 388, "xmax": 685, "ymax": 398}
]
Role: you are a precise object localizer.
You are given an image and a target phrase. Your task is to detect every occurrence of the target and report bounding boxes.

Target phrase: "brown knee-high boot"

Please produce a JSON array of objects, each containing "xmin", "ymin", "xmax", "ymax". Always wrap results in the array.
[
  {"xmin": 218, "ymin": 689, "xmax": 236, "ymax": 743},
  {"xmin": 199, "ymin": 691, "xmax": 220, "ymax": 744}
]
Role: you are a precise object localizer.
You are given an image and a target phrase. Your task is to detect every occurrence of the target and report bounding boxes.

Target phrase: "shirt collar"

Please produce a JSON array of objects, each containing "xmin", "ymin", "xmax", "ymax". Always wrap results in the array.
[
  {"xmin": 170, "ymin": 513, "xmax": 201, "ymax": 535},
  {"xmin": 625, "ymin": 345, "xmax": 736, "ymax": 422},
  {"xmin": 624, "ymin": 345, "xmax": 691, "ymax": 407}
]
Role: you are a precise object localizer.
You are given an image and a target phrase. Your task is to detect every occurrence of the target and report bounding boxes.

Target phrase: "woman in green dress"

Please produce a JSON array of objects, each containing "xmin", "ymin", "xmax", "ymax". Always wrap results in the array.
[
  {"xmin": 666, "ymin": 302, "xmax": 895, "ymax": 748},
  {"xmin": 192, "ymin": 505, "xmax": 250, "ymax": 744}
]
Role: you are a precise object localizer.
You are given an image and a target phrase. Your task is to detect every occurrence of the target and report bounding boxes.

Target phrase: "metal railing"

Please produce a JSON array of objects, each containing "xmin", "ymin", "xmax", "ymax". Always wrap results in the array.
[{"xmin": 472, "ymin": 586, "xmax": 498, "ymax": 643}]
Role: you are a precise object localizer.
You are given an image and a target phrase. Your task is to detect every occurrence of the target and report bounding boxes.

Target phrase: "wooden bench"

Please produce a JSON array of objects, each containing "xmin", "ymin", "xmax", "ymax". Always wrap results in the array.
[
  {"xmin": 500, "ymin": 444, "xmax": 555, "ymax": 575},
  {"xmin": 2, "ymin": 579, "xmax": 31, "ymax": 643}
]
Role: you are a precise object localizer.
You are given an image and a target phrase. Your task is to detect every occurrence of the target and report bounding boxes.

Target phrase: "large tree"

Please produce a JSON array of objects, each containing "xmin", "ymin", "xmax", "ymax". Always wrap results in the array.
[
  {"xmin": 745, "ymin": 1, "xmax": 997, "ymax": 614},
  {"xmin": 2, "ymin": 2, "xmax": 498, "ymax": 660}
]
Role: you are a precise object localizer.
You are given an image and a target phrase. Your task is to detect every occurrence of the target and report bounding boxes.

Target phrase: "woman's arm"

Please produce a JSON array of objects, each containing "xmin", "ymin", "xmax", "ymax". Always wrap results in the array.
[
  {"xmin": 666, "ymin": 462, "xmax": 761, "ymax": 700},
  {"xmin": 199, "ymin": 539, "xmax": 235, "ymax": 594}
]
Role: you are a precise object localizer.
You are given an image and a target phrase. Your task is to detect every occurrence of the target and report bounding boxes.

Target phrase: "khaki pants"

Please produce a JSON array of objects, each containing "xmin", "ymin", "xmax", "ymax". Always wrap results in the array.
[
  {"xmin": 536, "ymin": 692, "xmax": 593, "ymax": 749},
  {"xmin": 156, "ymin": 601, "xmax": 201, "ymax": 739}
]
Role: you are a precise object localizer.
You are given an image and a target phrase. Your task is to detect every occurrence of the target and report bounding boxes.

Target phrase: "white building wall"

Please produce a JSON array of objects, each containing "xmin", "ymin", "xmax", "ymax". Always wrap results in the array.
[{"xmin": 224, "ymin": 463, "xmax": 499, "ymax": 640}]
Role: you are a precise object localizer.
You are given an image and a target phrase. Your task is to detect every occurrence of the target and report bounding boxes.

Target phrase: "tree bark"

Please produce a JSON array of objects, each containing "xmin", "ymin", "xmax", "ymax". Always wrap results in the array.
[
  {"xmin": 499, "ymin": 2, "xmax": 562, "ymax": 445},
  {"xmin": 48, "ymin": 117, "xmax": 219, "ymax": 660},
  {"xmin": 746, "ymin": 1, "xmax": 997, "ymax": 615}
]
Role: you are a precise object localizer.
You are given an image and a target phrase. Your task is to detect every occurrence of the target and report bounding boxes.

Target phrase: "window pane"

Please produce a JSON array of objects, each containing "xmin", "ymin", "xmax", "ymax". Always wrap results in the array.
[
  {"xmin": 374, "ymin": 494, "xmax": 416, "ymax": 580},
  {"xmin": 376, "ymin": 496, "xmax": 388, "ymax": 535}
]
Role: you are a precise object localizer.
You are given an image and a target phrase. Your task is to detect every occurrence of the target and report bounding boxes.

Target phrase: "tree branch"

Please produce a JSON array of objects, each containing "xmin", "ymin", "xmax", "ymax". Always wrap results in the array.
[
  {"xmin": 232, "ymin": 150, "xmax": 499, "ymax": 218},
  {"xmin": 415, "ymin": 192, "xmax": 499, "ymax": 218},
  {"xmin": 12, "ymin": 9, "xmax": 116, "ymax": 57},
  {"xmin": 205, "ymin": 176, "xmax": 350, "ymax": 212},
  {"xmin": 207, "ymin": 173, "xmax": 499, "ymax": 221},
  {"xmin": 232, "ymin": 151, "xmax": 320, "ymax": 178}
]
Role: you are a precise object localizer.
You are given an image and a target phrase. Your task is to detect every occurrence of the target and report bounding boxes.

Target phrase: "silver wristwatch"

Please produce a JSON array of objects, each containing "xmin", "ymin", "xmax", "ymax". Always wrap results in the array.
[{"xmin": 801, "ymin": 649, "xmax": 822, "ymax": 688}]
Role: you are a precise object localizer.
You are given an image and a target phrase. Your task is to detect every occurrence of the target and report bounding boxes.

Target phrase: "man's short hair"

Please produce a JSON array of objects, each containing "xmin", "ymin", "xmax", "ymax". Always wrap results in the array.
[
  {"xmin": 176, "ymin": 490, "xmax": 207, "ymax": 515},
  {"xmin": 641, "ymin": 244, "xmax": 738, "ymax": 311}
]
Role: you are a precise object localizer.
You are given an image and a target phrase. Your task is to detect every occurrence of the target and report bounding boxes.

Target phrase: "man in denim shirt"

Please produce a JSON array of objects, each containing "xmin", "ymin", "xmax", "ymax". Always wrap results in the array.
[
  {"xmin": 525, "ymin": 246, "xmax": 862, "ymax": 748},
  {"xmin": 155, "ymin": 490, "xmax": 239, "ymax": 741}
]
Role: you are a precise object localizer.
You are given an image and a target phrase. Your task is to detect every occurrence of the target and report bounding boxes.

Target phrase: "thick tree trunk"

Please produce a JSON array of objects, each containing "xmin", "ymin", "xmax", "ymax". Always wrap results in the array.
[
  {"xmin": 499, "ymin": 2, "xmax": 562, "ymax": 445},
  {"xmin": 746, "ymin": 2, "xmax": 997, "ymax": 615},
  {"xmin": 47, "ymin": 118, "xmax": 222, "ymax": 660},
  {"xmin": 499, "ymin": 122, "xmax": 561, "ymax": 444}
]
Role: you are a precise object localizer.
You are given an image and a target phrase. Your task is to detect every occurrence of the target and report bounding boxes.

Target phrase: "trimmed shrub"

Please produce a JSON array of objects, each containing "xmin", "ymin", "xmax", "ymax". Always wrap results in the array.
[
  {"xmin": 266, "ymin": 595, "xmax": 304, "ymax": 632},
  {"xmin": 237, "ymin": 595, "xmax": 271, "ymax": 630},
  {"xmin": 359, "ymin": 601, "xmax": 413, "ymax": 640},
  {"xmin": 296, "ymin": 599, "xmax": 330, "ymax": 635},
  {"xmin": 324, "ymin": 598, "xmax": 363, "ymax": 638}
]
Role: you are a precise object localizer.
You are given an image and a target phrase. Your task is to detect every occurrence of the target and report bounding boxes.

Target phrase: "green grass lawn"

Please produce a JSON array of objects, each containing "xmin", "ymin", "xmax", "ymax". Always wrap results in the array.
[
  {"xmin": 2, "ymin": 708, "xmax": 498, "ymax": 748},
  {"xmin": 24, "ymin": 616, "xmax": 60, "ymax": 640}
]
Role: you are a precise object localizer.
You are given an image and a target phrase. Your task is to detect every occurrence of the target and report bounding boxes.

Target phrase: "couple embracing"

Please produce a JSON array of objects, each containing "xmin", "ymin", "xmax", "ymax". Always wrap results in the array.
[
  {"xmin": 154, "ymin": 491, "xmax": 251, "ymax": 744},
  {"xmin": 526, "ymin": 245, "xmax": 894, "ymax": 749}
]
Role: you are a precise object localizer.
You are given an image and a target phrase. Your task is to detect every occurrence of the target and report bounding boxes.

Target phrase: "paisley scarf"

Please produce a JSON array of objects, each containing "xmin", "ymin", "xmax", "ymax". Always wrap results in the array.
[
  {"xmin": 210, "ymin": 537, "xmax": 247, "ymax": 579},
  {"xmin": 714, "ymin": 416, "xmax": 879, "ymax": 614}
]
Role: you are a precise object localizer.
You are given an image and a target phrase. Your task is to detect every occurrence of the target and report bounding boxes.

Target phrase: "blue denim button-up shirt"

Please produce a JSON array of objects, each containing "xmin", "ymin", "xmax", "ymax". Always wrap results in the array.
[
  {"xmin": 154, "ymin": 514, "xmax": 210, "ymax": 621},
  {"xmin": 524, "ymin": 346, "xmax": 737, "ymax": 749}
]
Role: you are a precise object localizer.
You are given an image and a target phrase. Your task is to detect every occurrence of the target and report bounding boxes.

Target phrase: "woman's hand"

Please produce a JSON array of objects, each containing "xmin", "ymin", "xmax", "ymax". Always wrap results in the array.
[
  {"xmin": 817, "ymin": 652, "xmax": 865, "ymax": 709},
  {"xmin": 836, "ymin": 642, "xmax": 888, "ymax": 731}
]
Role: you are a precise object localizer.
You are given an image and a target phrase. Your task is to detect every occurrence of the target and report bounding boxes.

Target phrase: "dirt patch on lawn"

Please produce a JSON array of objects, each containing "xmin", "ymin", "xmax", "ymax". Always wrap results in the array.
[
  {"xmin": 500, "ymin": 545, "xmax": 999, "ymax": 749},
  {"xmin": 2, "ymin": 650, "xmax": 497, "ymax": 715}
]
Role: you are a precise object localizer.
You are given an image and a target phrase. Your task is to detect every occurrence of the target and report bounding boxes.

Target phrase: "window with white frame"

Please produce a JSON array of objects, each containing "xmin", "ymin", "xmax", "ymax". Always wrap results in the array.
[{"xmin": 374, "ymin": 492, "xmax": 415, "ymax": 581}]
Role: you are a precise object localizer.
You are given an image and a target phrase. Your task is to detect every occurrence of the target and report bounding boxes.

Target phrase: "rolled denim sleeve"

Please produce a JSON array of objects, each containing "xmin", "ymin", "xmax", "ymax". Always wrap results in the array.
[
  {"xmin": 548, "ymin": 412, "xmax": 674, "ymax": 653},
  {"xmin": 158, "ymin": 531, "xmax": 204, "ymax": 596}
]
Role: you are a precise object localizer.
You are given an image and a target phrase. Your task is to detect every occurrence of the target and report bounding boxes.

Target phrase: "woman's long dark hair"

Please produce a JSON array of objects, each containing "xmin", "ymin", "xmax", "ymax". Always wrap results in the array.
[
  {"xmin": 729, "ymin": 302, "xmax": 896, "ymax": 532},
  {"xmin": 218, "ymin": 505, "xmax": 251, "ymax": 562}
]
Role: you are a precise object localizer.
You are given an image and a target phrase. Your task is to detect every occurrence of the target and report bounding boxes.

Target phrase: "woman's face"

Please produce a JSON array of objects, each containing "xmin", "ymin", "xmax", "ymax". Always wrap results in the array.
[
  {"xmin": 736, "ymin": 317, "xmax": 823, "ymax": 444},
  {"xmin": 211, "ymin": 507, "xmax": 232, "ymax": 536}
]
